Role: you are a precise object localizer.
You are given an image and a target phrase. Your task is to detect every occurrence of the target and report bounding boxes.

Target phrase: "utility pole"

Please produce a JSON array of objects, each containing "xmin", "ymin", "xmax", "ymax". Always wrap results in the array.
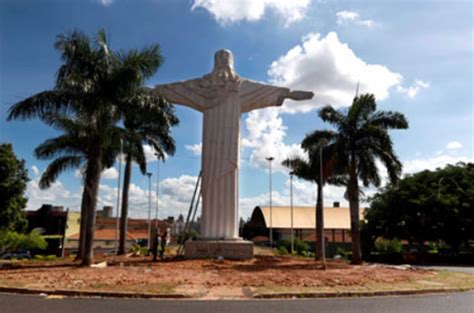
[
  {"xmin": 290, "ymin": 171, "xmax": 294, "ymax": 254},
  {"xmin": 146, "ymin": 172, "xmax": 152, "ymax": 250},
  {"xmin": 266, "ymin": 156, "xmax": 274, "ymax": 247},
  {"xmin": 154, "ymin": 153, "xmax": 160, "ymax": 230}
]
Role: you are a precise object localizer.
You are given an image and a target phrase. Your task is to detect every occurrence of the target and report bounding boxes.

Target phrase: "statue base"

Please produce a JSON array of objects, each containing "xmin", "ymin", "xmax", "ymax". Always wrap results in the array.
[{"xmin": 184, "ymin": 239, "xmax": 254, "ymax": 260}]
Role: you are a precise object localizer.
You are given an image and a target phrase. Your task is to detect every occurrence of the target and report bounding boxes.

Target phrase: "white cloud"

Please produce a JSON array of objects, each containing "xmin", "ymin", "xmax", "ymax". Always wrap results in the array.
[
  {"xmin": 242, "ymin": 108, "xmax": 305, "ymax": 173},
  {"xmin": 242, "ymin": 31, "xmax": 415, "ymax": 171},
  {"xmin": 268, "ymin": 32, "xmax": 404, "ymax": 113},
  {"xmin": 336, "ymin": 10, "xmax": 376, "ymax": 28},
  {"xmin": 446, "ymin": 141, "xmax": 463, "ymax": 150},
  {"xmin": 143, "ymin": 144, "xmax": 168, "ymax": 163},
  {"xmin": 26, "ymin": 179, "xmax": 81, "ymax": 211},
  {"xmin": 185, "ymin": 143, "xmax": 203, "ymax": 156},
  {"xmin": 191, "ymin": 0, "xmax": 311, "ymax": 27},
  {"xmin": 397, "ymin": 79, "xmax": 430, "ymax": 99},
  {"xmin": 403, "ymin": 154, "xmax": 473, "ymax": 174},
  {"xmin": 98, "ymin": 0, "xmax": 113, "ymax": 6},
  {"xmin": 101, "ymin": 167, "xmax": 119, "ymax": 180},
  {"xmin": 30, "ymin": 165, "xmax": 40, "ymax": 177}
]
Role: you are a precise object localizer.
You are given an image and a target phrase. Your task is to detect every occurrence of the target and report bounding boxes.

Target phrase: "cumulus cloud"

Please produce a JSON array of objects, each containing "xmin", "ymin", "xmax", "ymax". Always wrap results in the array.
[
  {"xmin": 191, "ymin": 0, "xmax": 311, "ymax": 26},
  {"xmin": 185, "ymin": 143, "xmax": 203, "ymax": 156},
  {"xmin": 397, "ymin": 79, "xmax": 430, "ymax": 99},
  {"xmin": 26, "ymin": 179, "xmax": 81, "ymax": 211},
  {"xmin": 242, "ymin": 108, "xmax": 305, "ymax": 173},
  {"xmin": 143, "ymin": 144, "xmax": 168, "ymax": 163},
  {"xmin": 98, "ymin": 0, "xmax": 113, "ymax": 6},
  {"xmin": 101, "ymin": 167, "xmax": 119, "ymax": 180},
  {"xmin": 268, "ymin": 32, "xmax": 405, "ymax": 113},
  {"xmin": 446, "ymin": 141, "xmax": 463, "ymax": 150},
  {"xmin": 336, "ymin": 10, "xmax": 376, "ymax": 28},
  {"xmin": 403, "ymin": 154, "xmax": 473, "ymax": 174},
  {"xmin": 30, "ymin": 165, "xmax": 40, "ymax": 177}
]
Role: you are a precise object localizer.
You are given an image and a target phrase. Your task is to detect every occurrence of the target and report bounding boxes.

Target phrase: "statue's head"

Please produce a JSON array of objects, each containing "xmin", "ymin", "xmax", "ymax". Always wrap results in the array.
[
  {"xmin": 214, "ymin": 49, "xmax": 234, "ymax": 70},
  {"xmin": 210, "ymin": 49, "xmax": 238, "ymax": 83}
]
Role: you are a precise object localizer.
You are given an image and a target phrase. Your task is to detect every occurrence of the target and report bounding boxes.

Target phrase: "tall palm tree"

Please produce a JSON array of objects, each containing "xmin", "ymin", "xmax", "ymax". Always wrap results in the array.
[
  {"xmin": 7, "ymin": 29, "xmax": 163, "ymax": 266},
  {"xmin": 283, "ymin": 141, "xmax": 336, "ymax": 264},
  {"xmin": 33, "ymin": 112, "xmax": 119, "ymax": 260},
  {"xmin": 117, "ymin": 89, "xmax": 178, "ymax": 255},
  {"xmin": 304, "ymin": 94, "xmax": 408, "ymax": 264}
]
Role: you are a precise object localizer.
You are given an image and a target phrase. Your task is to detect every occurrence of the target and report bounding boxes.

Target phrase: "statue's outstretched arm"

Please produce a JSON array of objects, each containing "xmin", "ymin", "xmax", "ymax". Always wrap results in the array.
[
  {"xmin": 240, "ymin": 80, "xmax": 314, "ymax": 113},
  {"xmin": 154, "ymin": 80, "xmax": 206, "ymax": 112},
  {"xmin": 287, "ymin": 90, "xmax": 314, "ymax": 101}
]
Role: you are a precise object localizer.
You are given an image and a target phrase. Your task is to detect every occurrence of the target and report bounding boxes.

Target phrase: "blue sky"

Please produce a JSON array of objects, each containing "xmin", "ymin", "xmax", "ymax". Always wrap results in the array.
[{"xmin": 1, "ymin": 0, "xmax": 472, "ymax": 220}]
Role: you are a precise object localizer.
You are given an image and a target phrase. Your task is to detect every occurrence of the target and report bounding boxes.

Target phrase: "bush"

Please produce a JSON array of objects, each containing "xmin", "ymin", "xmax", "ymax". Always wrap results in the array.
[
  {"xmin": 374, "ymin": 238, "xmax": 403, "ymax": 254},
  {"xmin": 276, "ymin": 239, "xmax": 310, "ymax": 256},
  {"xmin": 0, "ymin": 230, "xmax": 47, "ymax": 255},
  {"xmin": 277, "ymin": 246, "xmax": 288, "ymax": 255}
]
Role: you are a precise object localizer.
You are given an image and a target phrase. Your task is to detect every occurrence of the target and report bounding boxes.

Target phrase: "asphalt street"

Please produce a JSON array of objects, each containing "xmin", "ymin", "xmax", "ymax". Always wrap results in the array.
[
  {"xmin": 414, "ymin": 266, "xmax": 474, "ymax": 274},
  {"xmin": 0, "ymin": 292, "xmax": 473, "ymax": 313}
]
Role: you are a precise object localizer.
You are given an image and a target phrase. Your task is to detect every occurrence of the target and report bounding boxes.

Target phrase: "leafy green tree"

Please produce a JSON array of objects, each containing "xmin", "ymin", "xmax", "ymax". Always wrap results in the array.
[
  {"xmin": 305, "ymin": 94, "xmax": 408, "ymax": 264},
  {"xmin": 0, "ymin": 229, "xmax": 47, "ymax": 255},
  {"xmin": 7, "ymin": 29, "xmax": 164, "ymax": 266},
  {"xmin": 364, "ymin": 162, "xmax": 474, "ymax": 253},
  {"xmin": 118, "ymin": 90, "xmax": 178, "ymax": 255},
  {"xmin": 0, "ymin": 143, "xmax": 29, "ymax": 231}
]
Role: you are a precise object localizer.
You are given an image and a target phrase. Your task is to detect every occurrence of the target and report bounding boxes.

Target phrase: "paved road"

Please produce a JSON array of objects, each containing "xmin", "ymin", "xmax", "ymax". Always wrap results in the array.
[
  {"xmin": 1, "ymin": 292, "xmax": 473, "ymax": 313},
  {"xmin": 414, "ymin": 265, "xmax": 474, "ymax": 274}
]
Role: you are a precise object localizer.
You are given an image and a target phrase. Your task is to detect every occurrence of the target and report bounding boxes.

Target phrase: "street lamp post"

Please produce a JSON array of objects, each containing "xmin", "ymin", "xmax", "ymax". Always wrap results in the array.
[
  {"xmin": 290, "ymin": 171, "xmax": 294, "ymax": 254},
  {"xmin": 154, "ymin": 153, "xmax": 160, "ymax": 231},
  {"xmin": 266, "ymin": 156, "xmax": 274, "ymax": 247},
  {"xmin": 114, "ymin": 139, "xmax": 123, "ymax": 254},
  {"xmin": 146, "ymin": 172, "xmax": 152, "ymax": 250}
]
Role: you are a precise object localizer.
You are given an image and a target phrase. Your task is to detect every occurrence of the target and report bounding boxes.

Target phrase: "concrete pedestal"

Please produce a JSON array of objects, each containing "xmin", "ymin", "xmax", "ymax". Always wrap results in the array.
[{"xmin": 184, "ymin": 240, "xmax": 254, "ymax": 259}]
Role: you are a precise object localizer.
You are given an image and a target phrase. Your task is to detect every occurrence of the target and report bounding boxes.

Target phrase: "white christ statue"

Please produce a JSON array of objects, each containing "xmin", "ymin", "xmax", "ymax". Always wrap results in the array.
[{"xmin": 155, "ymin": 49, "xmax": 313, "ymax": 241}]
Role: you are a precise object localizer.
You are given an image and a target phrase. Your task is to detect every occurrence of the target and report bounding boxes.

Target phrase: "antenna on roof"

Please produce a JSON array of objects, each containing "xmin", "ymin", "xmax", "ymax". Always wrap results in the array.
[{"xmin": 354, "ymin": 81, "xmax": 360, "ymax": 99}]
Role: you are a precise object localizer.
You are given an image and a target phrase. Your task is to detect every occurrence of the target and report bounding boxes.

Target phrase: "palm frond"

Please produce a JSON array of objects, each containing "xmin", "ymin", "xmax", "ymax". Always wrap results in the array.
[
  {"xmin": 39, "ymin": 156, "xmax": 83, "ymax": 189},
  {"xmin": 318, "ymin": 105, "xmax": 345, "ymax": 127},
  {"xmin": 369, "ymin": 111, "xmax": 409, "ymax": 130},
  {"xmin": 7, "ymin": 91, "xmax": 72, "ymax": 121},
  {"xmin": 34, "ymin": 135, "xmax": 87, "ymax": 160}
]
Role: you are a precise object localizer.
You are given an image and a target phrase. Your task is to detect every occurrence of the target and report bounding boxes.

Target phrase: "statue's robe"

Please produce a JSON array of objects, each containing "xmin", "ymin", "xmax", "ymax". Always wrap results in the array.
[{"xmin": 155, "ymin": 76, "xmax": 290, "ymax": 239}]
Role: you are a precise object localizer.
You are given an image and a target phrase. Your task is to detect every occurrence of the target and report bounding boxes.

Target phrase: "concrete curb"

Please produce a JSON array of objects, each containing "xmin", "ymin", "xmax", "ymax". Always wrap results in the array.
[
  {"xmin": 0, "ymin": 286, "xmax": 190, "ymax": 299},
  {"xmin": 0, "ymin": 286, "xmax": 472, "ymax": 300},
  {"xmin": 253, "ymin": 288, "xmax": 474, "ymax": 299}
]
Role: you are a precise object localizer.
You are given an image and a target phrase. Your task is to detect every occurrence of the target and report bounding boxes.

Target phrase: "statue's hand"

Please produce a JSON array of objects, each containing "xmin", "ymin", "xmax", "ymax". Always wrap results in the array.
[{"xmin": 287, "ymin": 90, "xmax": 314, "ymax": 100}]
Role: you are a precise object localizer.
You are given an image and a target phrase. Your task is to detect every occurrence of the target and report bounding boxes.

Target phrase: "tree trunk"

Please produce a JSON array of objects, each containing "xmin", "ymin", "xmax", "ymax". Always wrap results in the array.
[
  {"xmin": 81, "ymin": 140, "xmax": 102, "ymax": 267},
  {"xmin": 118, "ymin": 154, "xmax": 132, "ymax": 255},
  {"xmin": 75, "ymin": 189, "xmax": 88, "ymax": 261},
  {"xmin": 315, "ymin": 182, "xmax": 326, "ymax": 265},
  {"xmin": 348, "ymin": 166, "xmax": 362, "ymax": 265}
]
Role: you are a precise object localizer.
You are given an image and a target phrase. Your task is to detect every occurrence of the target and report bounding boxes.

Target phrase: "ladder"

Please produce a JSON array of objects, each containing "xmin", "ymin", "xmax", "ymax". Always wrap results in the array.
[{"xmin": 177, "ymin": 171, "xmax": 202, "ymax": 256}]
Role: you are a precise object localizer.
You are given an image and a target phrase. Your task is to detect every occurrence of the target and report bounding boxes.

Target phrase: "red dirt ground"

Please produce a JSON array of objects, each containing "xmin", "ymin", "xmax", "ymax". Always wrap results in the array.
[{"xmin": 0, "ymin": 254, "xmax": 431, "ymax": 298}]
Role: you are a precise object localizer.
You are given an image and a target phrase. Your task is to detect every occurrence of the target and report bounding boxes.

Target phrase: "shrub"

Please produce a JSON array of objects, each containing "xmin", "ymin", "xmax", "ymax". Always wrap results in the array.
[
  {"xmin": 277, "ymin": 246, "xmax": 288, "ymax": 255},
  {"xmin": 374, "ymin": 238, "xmax": 403, "ymax": 254},
  {"xmin": 0, "ymin": 230, "xmax": 47, "ymax": 255},
  {"xmin": 276, "ymin": 239, "xmax": 310, "ymax": 256}
]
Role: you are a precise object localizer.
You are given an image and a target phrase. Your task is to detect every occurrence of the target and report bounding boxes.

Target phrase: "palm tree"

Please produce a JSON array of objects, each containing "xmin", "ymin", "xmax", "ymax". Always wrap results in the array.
[
  {"xmin": 283, "ymin": 140, "xmax": 336, "ymax": 265},
  {"xmin": 117, "ymin": 89, "xmax": 178, "ymax": 255},
  {"xmin": 304, "ymin": 94, "xmax": 408, "ymax": 264},
  {"xmin": 7, "ymin": 29, "xmax": 163, "ymax": 266},
  {"xmin": 33, "ymin": 112, "xmax": 119, "ymax": 260}
]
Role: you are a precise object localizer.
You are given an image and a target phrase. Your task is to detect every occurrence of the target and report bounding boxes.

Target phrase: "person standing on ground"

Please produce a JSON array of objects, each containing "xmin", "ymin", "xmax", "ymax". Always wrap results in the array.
[{"xmin": 160, "ymin": 230, "xmax": 167, "ymax": 260}]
